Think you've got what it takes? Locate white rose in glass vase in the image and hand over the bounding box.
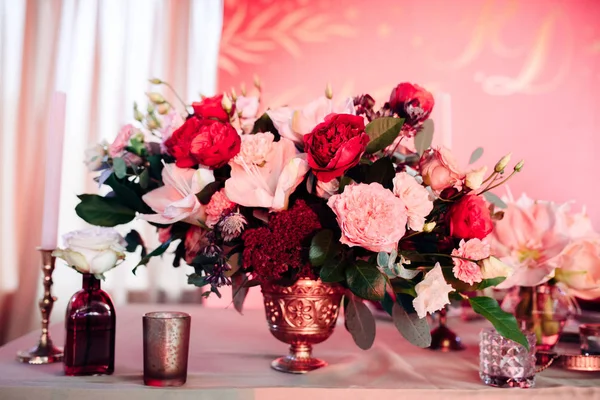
[53,227,126,279]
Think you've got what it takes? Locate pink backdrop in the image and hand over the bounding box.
[218,0,600,225]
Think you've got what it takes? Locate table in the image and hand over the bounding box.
[1,305,599,400]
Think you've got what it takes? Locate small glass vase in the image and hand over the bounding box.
[501,284,574,351]
[64,274,116,376]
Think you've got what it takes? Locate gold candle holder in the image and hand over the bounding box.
[16,249,64,364]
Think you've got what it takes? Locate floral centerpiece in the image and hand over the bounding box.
[491,193,600,349]
[75,78,528,363]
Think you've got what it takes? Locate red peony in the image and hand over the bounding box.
[389,83,434,126]
[303,113,369,182]
[448,194,493,240]
[192,94,233,121]
[242,200,321,283]
[164,118,241,168]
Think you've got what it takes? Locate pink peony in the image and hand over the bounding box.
[392,172,433,231]
[184,226,207,264]
[205,189,235,228]
[233,132,274,166]
[419,147,465,193]
[327,183,407,253]
[451,239,491,285]
[109,124,138,157]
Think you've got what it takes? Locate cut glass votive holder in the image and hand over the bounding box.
[580,323,600,356]
[143,312,191,387]
[479,327,537,388]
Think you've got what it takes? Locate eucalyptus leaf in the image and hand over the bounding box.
[469,296,529,349]
[225,253,241,277]
[483,191,507,209]
[139,169,150,189]
[392,302,431,348]
[113,157,127,179]
[469,147,484,164]
[309,229,334,267]
[394,263,420,280]
[344,294,376,350]
[346,260,386,301]
[364,117,404,154]
[377,252,389,268]
[231,273,249,314]
[414,119,434,155]
[75,194,136,227]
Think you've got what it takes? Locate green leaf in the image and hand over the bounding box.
[251,112,278,136]
[104,174,149,212]
[124,230,147,257]
[477,277,506,290]
[309,229,334,267]
[188,273,208,287]
[196,181,222,205]
[469,296,529,349]
[392,301,431,348]
[469,147,484,164]
[362,157,395,190]
[345,260,386,301]
[483,191,507,209]
[364,117,404,154]
[75,194,136,227]
[344,294,376,350]
[320,256,348,283]
[381,292,395,316]
[231,273,249,314]
[414,119,434,155]
[139,169,150,189]
[133,236,176,274]
[224,253,241,277]
[113,157,127,179]
[339,176,354,193]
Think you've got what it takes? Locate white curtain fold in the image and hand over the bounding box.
[0,0,224,345]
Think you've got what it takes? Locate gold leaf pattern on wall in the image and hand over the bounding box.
[219,2,357,75]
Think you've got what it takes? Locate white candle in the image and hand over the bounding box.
[40,92,66,250]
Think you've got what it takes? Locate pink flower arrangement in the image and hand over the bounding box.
[451,239,491,285]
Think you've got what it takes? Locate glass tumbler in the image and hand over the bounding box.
[479,328,537,388]
[580,323,600,356]
[143,312,191,387]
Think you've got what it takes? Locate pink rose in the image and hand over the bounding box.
[327,183,407,253]
[109,124,138,157]
[235,95,260,119]
[184,226,207,264]
[205,189,235,228]
[419,147,465,193]
[555,239,600,300]
[392,172,433,231]
[451,239,491,285]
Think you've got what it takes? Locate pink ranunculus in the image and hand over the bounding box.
[555,239,600,300]
[184,226,207,264]
[109,124,138,157]
[233,132,275,166]
[419,147,465,193]
[267,96,355,145]
[392,172,433,231]
[139,164,215,225]
[451,239,491,285]
[224,134,309,212]
[413,263,455,319]
[491,194,570,288]
[159,110,185,153]
[327,182,408,253]
[205,189,235,228]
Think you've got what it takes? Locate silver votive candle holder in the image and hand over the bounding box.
[580,323,600,356]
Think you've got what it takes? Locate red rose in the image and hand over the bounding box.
[389,83,434,126]
[165,118,240,168]
[192,94,233,121]
[303,113,369,182]
[448,194,493,240]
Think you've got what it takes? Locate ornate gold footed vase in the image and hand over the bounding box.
[261,278,345,374]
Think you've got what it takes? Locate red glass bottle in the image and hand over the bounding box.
[64,274,116,376]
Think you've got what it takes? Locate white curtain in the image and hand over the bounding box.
[0,0,224,344]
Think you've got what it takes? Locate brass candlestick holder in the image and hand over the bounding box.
[16,249,64,364]
[429,307,465,351]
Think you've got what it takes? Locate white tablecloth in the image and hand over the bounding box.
[0,305,599,400]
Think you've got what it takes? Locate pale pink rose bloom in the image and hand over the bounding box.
[157,227,171,243]
[556,203,596,240]
[159,110,185,153]
[327,182,407,253]
[139,164,215,225]
[419,147,465,193]
[109,124,138,157]
[236,95,260,119]
[267,96,355,145]
[224,136,309,211]
[315,178,339,200]
[491,194,569,289]
[413,263,455,319]
[392,172,433,231]
[184,226,207,264]
[233,132,274,166]
[205,189,235,228]
[451,239,491,285]
[465,166,488,190]
[555,239,600,300]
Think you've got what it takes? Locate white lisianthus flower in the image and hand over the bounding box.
[412,263,455,319]
[480,256,513,280]
[53,227,127,279]
[84,141,108,171]
[465,166,487,190]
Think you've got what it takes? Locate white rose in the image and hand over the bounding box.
[53,227,126,278]
[84,141,108,171]
[480,256,513,279]
[465,166,487,190]
[412,263,455,319]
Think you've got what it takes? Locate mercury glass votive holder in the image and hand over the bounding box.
[479,328,537,388]
[580,323,600,356]
[143,312,191,387]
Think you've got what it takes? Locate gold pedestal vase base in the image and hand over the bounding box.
[271,343,327,374]
[17,341,64,364]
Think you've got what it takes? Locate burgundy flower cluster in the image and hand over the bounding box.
[242,200,321,283]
